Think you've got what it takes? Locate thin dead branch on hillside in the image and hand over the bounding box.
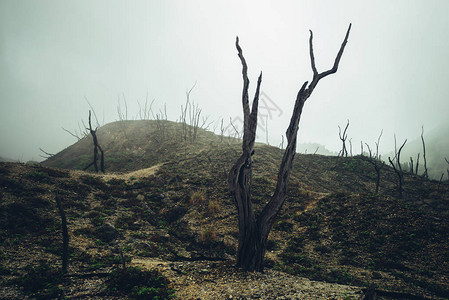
[388,139,407,198]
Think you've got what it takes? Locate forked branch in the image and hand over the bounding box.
[308,24,352,91]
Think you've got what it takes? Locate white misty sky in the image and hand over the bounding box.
[1,0,449,161]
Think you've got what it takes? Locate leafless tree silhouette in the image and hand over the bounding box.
[228,24,351,271]
[84,110,104,173]
[388,139,407,198]
[338,120,349,157]
[361,130,384,194]
[421,126,428,179]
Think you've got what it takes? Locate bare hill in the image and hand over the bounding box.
[42,120,221,172]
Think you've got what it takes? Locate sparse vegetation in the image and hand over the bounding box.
[1,117,448,298]
[189,189,206,205]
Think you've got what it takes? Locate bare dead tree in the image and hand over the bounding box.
[388,139,407,198]
[445,157,449,181]
[362,144,384,194]
[394,134,398,168]
[55,192,69,274]
[201,115,213,131]
[360,141,364,156]
[180,89,190,142]
[86,110,105,173]
[349,138,353,156]
[415,153,420,175]
[279,135,284,149]
[229,117,241,140]
[137,96,155,120]
[375,129,383,159]
[228,24,351,272]
[338,119,349,157]
[361,130,384,194]
[409,157,414,174]
[116,94,129,121]
[421,126,428,179]
[191,103,202,141]
[220,118,225,142]
[180,83,204,143]
[152,103,168,141]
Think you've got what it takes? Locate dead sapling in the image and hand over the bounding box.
[388,139,407,198]
[421,126,428,179]
[361,130,384,194]
[338,119,350,158]
[84,110,105,173]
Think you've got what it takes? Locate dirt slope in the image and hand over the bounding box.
[1,120,449,299]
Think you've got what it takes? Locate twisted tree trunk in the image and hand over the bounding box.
[229,24,351,272]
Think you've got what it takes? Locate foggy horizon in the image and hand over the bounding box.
[1,1,449,162]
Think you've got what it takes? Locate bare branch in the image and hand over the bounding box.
[309,30,318,76]
[308,23,352,91]
[236,36,251,132]
[229,117,241,139]
[39,148,55,159]
[62,127,81,140]
[85,96,100,127]
[375,129,383,159]
[365,143,372,157]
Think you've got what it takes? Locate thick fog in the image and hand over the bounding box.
[1,1,449,162]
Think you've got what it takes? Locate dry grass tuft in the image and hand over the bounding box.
[189,190,206,205]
